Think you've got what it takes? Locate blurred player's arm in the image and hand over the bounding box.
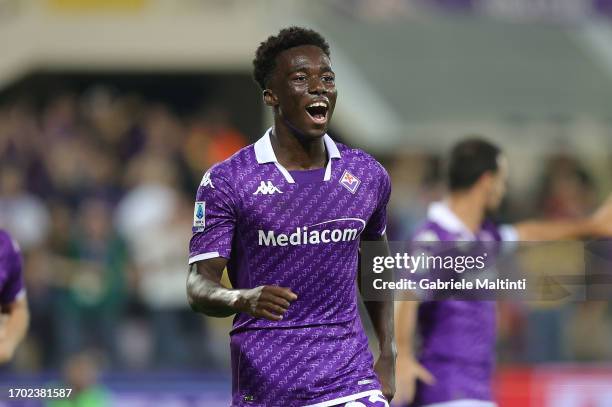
[514,194,612,240]
[394,300,434,404]
[0,296,29,364]
[187,258,297,321]
[359,233,396,401]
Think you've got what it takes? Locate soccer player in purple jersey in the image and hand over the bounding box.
[395,138,612,407]
[0,229,29,364]
[186,27,395,406]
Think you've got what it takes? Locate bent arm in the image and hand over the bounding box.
[514,194,612,241]
[514,219,595,241]
[186,258,298,321]
[186,257,240,318]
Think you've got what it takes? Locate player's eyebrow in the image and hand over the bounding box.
[288,64,333,75]
[287,65,311,74]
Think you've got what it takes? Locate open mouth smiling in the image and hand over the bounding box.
[305,101,329,124]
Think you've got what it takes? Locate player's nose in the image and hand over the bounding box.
[308,77,326,95]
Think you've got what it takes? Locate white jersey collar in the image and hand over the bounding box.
[253,127,341,183]
[427,200,475,240]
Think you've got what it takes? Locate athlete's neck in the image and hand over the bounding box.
[446,191,486,234]
[270,118,327,170]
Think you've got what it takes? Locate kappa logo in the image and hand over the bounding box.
[200,171,214,189]
[253,181,282,195]
[340,170,361,194]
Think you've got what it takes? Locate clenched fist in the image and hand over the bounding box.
[235,285,298,321]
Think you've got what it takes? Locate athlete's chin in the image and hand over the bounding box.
[303,127,328,138]
[298,122,330,138]
[484,206,499,218]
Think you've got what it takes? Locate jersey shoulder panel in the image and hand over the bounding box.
[200,144,261,203]
[0,230,10,246]
[336,143,390,199]
[481,219,504,242]
[337,143,387,173]
[0,230,18,257]
[204,144,256,186]
[411,220,445,242]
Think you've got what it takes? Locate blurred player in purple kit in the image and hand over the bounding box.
[395,138,612,407]
[0,229,29,364]
[187,27,395,406]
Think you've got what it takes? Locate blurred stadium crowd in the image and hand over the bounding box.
[0,85,247,372]
[0,83,611,378]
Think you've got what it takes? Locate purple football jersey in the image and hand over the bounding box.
[0,230,25,305]
[409,202,516,407]
[189,129,391,406]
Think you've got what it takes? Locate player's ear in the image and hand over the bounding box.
[479,171,495,191]
[263,89,278,107]
[474,172,489,190]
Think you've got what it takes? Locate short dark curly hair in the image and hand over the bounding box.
[252,26,331,90]
[448,138,501,191]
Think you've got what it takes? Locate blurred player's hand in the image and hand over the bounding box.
[590,194,612,237]
[0,340,17,364]
[374,351,396,402]
[0,319,16,364]
[394,354,435,405]
[0,315,7,341]
[236,285,297,321]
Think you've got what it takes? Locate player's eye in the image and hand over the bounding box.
[322,75,335,83]
[293,75,307,82]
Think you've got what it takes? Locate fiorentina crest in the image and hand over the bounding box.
[340,170,360,194]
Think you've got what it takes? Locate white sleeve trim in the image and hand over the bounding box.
[15,289,26,300]
[499,224,518,242]
[499,224,519,254]
[188,251,221,265]
[1,288,26,305]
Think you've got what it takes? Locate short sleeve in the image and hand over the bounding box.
[188,168,238,264]
[0,238,25,305]
[362,165,391,240]
[498,224,519,254]
[499,224,518,242]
